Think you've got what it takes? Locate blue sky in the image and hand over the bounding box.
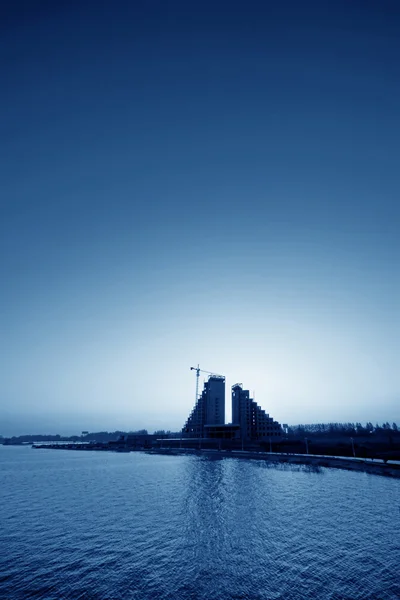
[1,0,399,435]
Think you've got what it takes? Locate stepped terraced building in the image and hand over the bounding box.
[232,383,282,442]
[183,376,282,442]
[183,375,226,439]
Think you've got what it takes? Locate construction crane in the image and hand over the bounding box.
[190,365,224,403]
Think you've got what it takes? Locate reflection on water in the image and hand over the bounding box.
[1,446,399,600]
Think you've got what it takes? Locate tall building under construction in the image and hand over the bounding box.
[232,383,281,441]
[182,374,282,442]
[183,375,225,438]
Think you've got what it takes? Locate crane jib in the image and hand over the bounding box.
[190,365,225,401]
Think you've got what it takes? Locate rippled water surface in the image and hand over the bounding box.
[1,446,399,600]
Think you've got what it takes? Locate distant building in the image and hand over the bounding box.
[183,375,225,438]
[182,375,281,442]
[231,383,282,441]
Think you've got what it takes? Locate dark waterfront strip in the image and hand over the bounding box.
[148,448,400,478]
[30,443,400,478]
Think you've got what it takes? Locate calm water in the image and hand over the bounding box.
[1,447,399,600]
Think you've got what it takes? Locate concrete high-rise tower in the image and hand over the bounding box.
[232,383,282,442]
[183,375,225,438]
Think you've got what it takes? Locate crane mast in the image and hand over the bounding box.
[190,364,200,404]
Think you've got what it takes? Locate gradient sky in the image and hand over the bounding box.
[1,0,399,436]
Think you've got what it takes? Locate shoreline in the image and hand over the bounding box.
[27,443,400,478]
[147,447,400,478]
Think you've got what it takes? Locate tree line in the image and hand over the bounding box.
[2,430,150,444]
[286,422,399,437]
[1,429,185,444]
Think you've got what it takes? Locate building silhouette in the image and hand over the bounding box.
[183,375,225,438]
[232,383,282,442]
[183,375,282,442]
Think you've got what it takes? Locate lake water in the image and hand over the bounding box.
[1,446,399,600]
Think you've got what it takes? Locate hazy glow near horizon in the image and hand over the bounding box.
[1,1,399,436]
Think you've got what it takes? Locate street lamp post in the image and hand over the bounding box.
[350,437,356,457]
